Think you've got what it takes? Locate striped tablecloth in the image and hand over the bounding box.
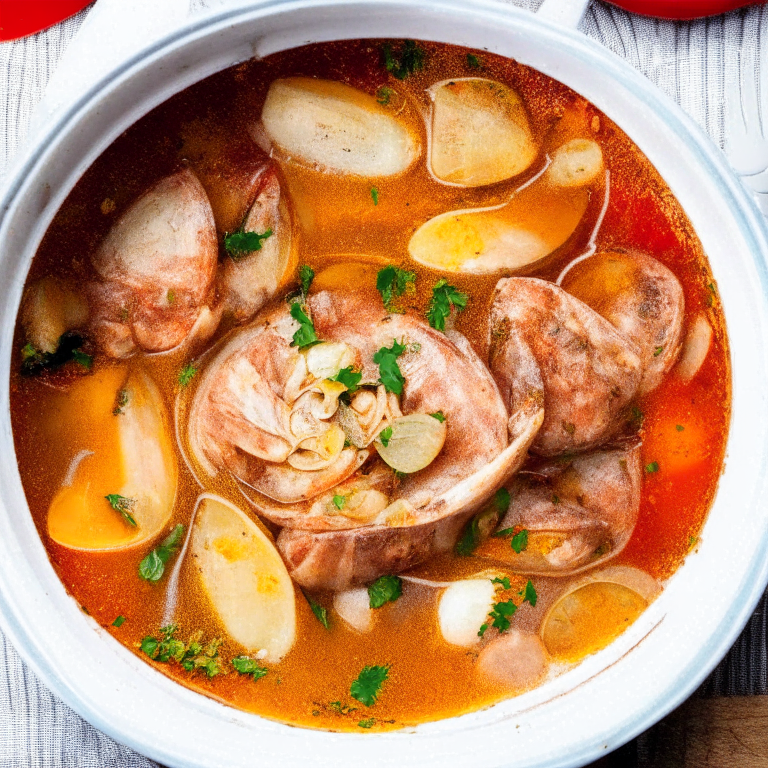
[0,1,765,765]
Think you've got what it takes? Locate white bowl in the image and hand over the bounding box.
[0,2,767,767]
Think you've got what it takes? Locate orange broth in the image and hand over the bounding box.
[9,40,730,731]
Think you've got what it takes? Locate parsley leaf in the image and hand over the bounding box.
[308,596,330,629]
[105,494,137,527]
[113,388,129,415]
[455,488,510,556]
[331,366,362,393]
[492,576,511,589]
[430,411,446,423]
[232,655,268,680]
[653,346,664,357]
[112,615,126,627]
[676,424,685,432]
[299,264,315,295]
[427,279,468,331]
[358,718,376,729]
[290,302,319,349]
[178,363,197,387]
[20,333,87,377]
[373,339,406,394]
[333,495,346,510]
[371,187,379,206]
[510,529,529,554]
[376,265,416,310]
[477,600,517,638]
[368,575,402,608]
[140,624,222,678]
[350,665,389,706]
[138,524,185,583]
[224,228,272,260]
[494,487,511,512]
[382,40,425,80]
[376,86,393,105]
[329,701,357,715]
[378,426,393,447]
[521,579,537,607]
[72,349,93,370]
[645,461,659,474]
[466,53,482,69]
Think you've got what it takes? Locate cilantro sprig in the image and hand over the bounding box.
[427,280,468,331]
[368,575,402,608]
[478,600,517,638]
[382,40,425,80]
[140,624,222,678]
[178,363,197,387]
[290,302,319,349]
[493,526,529,554]
[224,228,272,261]
[299,264,315,295]
[105,494,137,527]
[331,366,362,393]
[138,525,185,583]
[232,655,268,680]
[373,339,406,394]
[376,265,415,311]
[351,665,390,707]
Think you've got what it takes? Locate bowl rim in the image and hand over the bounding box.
[0,1,767,767]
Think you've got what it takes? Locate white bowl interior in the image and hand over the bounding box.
[0,2,767,767]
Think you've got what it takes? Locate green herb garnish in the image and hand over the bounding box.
[510,529,529,553]
[232,655,268,680]
[138,524,185,583]
[378,426,393,447]
[382,40,425,80]
[478,600,517,638]
[358,718,376,729]
[645,461,659,474]
[112,615,126,628]
[224,228,272,260]
[466,53,482,69]
[140,624,222,678]
[427,279,468,331]
[72,349,92,370]
[308,596,330,629]
[105,494,137,527]
[376,265,416,311]
[492,576,511,589]
[178,363,197,387]
[113,388,129,415]
[368,575,402,608]
[430,411,446,423]
[299,264,315,295]
[333,495,346,510]
[376,86,393,105]
[371,187,379,206]
[290,302,319,349]
[521,579,537,607]
[676,424,685,432]
[373,339,406,394]
[350,665,389,706]
[331,366,362,393]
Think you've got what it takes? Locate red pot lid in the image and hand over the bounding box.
[0,0,92,42]
[606,0,763,19]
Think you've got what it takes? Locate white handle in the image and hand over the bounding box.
[536,0,591,29]
[28,0,189,142]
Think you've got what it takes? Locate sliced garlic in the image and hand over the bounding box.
[261,78,419,177]
[374,413,447,473]
[438,579,496,647]
[191,495,296,662]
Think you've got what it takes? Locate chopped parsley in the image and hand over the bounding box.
[455,488,510,556]
[113,388,129,415]
[140,624,222,678]
[358,718,376,729]
[167,289,176,305]
[72,349,92,370]
[371,187,379,206]
[376,265,416,311]
[308,596,330,629]
[378,426,393,447]
[430,411,446,423]
[645,461,659,474]
[224,228,272,260]
[329,701,357,715]
[654,346,664,357]
[510,529,529,553]
[299,264,315,295]
[688,535,698,550]
[373,339,406,394]
[289,302,319,349]
[333,495,346,510]
[178,363,197,387]
[494,487,511,512]
[427,279,468,331]
[105,494,137,527]
[521,579,537,607]
[628,406,644,431]
[138,524,185,583]
[676,424,685,432]
[350,665,389,706]
[382,40,425,80]
[232,655,268,680]
[331,366,362,393]
[112,615,126,628]
[466,53,482,69]
[478,600,517,638]
[492,576,511,589]
[376,86,394,105]
[368,575,402,608]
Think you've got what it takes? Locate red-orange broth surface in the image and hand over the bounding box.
[10,40,730,731]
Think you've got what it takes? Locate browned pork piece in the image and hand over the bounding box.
[560,250,684,394]
[87,168,219,357]
[187,269,544,589]
[476,443,642,575]
[489,277,642,456]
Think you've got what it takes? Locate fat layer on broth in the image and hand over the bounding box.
[10,39,729,732]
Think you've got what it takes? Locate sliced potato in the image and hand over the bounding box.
[408,186,589,274]
[47,367,177,550]
[429,78,537,186]
[191,495,296,662]
[438,579,495,647]
[21,277,88,354]
[540,566,661,662]
[374,413,447,473]
[261,78,418,177]
[545,139,603,188]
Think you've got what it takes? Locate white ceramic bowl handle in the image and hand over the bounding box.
[536,0,591,28]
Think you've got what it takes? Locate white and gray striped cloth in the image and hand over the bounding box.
[0,1,765,765]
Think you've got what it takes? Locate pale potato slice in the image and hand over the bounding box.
[47,367,177,550]
[333,587,373,632]
[261,78,418,177]
[429,78,537,186]
[408,186,589,274]
[677,312,713,382]
[191,495,296,662]
[438,579,495,648]
[545,139,603,188]
[540,566,661,662]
